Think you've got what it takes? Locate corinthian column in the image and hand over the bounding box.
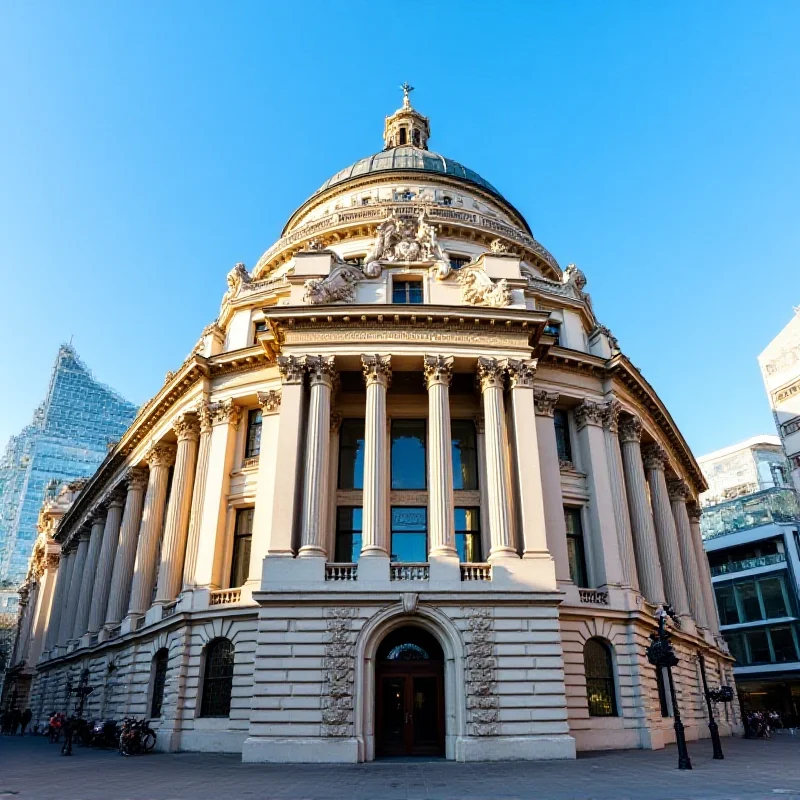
[424,355,457,558]
[44,550,71,651]
[643,443,690,617]
[61,531,89,645]
[299,356,336,558]
[360,355,391,558]
[602,400,639,591]
[73,510,106,640]
[182,401,212,588]
[127,443,176,618]
[689,506,720,634]
[155,414,201,603]
[477,358,517,560]
[619,417,665,604]
[668,480,709,628]
[87,491,125,635]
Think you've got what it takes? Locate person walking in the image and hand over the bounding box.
[20,708,32,736]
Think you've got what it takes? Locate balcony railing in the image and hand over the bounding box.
[579,589,609,605]
[461,563,492,581]
[710,552,787,577]
[161,601,179,619]
[209,588,241,606]
[325,563,358,581]
[390,563,429,581]
[701,488,800,540]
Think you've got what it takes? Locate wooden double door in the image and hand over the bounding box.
[376,663,444,757]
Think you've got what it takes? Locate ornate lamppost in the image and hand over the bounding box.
[62,669,94,757]
[697,651,734,760]
[647,604,692,770]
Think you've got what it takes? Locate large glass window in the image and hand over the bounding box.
[759,576,789,619]
[392,279,423,304]
[338,419,365,490]
[564,507,588,587]
[716,574,793,625]
[245,409,262,459]
[725,624,800,665]
[451,420,478,490]
[391,420,427,490]
[391,507,427,562]
[714,584,739,626]
[584,638,617,717]
[150,648,169,718]
[335,507,362,562]
[554,410,572,463]
[745,629,772,663]
[770,626,799,662]
[736,581,762,622]
[200,638,235,718]
[229,508,253,588]
[455,508,482,562]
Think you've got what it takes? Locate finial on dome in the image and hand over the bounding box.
[400,81,414,109]
[383,85,430,151]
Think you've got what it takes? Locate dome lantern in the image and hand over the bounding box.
[383,82,430,150]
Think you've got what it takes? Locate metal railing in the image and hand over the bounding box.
[390,563,429,581]
[208,588,241,606]
[460,563,492,581]
[710,552,786,576]
[325,563,358,581]
[701,488,800,540]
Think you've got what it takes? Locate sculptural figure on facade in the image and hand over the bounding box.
[364,210,449,278]
[303,263,362,305]
[220,262,252,312]
[457,265,511,308]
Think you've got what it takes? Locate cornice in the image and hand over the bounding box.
[207,345,272,378]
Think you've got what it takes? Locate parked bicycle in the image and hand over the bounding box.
[118,718,156,756]
[90,719,121,749]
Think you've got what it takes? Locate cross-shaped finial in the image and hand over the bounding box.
[400,81,414,107]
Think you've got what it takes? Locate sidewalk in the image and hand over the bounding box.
[0,733,798,800]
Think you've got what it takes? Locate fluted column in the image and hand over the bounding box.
[44,551,69,651]
[668,480,708,628]
[602,400,639,591]
[182,401,212,588]
[61,531,89,645]
[87,491,125,634]
[425,355,457,558]
[30,553,59,664]
[127,443,176,617]
[477,357,517,560]
[299,357,336,557]
[533,391,572,583]
[689,506,720,634]
[361,355,391,558]
[619,416,666,604]
[643,443,690,617]
[155,414,201,602]
[105,468,148,626]
[327,412,343,559]
[73,511,106,640]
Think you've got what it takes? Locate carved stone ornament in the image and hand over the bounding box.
[687,505,703,524]
[507,358,537,389]
[172,412,200,442]
[534,390,560,417]
[146,442,177,469]
[476,357,507,392]
[618,415,643,444]
[423,355,454,388]
[208,399,242,428]
[196,399,213,433]
[457,265,512,308]
[303,263,362,305]
[321,607,355,737]
[220,262,252,312]
[601,399,622,433]
[277,355,305,385]
[257,389,282,414]
[305,355,337,387]
[364,210,449,278]
[642,442,668,471]
[305,238,325,251]
[591,323,620,353]
[125,467,149,492]
[574,398,604,430]
[465,607,498,736]
[330,411,343,433]
[667,479,691,503]
[402,592,419,615]
[489,237,510,254]
[361,354,392,387]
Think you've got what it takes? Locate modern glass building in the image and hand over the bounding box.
[0,345,137,590]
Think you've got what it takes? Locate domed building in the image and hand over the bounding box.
[13,89,738,762]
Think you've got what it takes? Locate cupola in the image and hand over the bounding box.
[383,82,430,150]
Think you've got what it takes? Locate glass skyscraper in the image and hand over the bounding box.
[0,344,137,587]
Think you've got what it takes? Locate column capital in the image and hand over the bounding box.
[77,526,92,542]
[642,442,668,471]
[476,357,507,391]
[196,399,213,433]
[601,399,622,432]
[146,442,177,469]
[89,507,107,525]
[507,358,538,389]
[257,389,282,414]
[362,354,392,387]
[667,479,691,503]
[533,390,559,417]
[423,355,454,389]
[687,505,703,524]
[124,467,149,492]
[102,486,126,511]
[574,398,604,430]
[208,398,241,428]
[618,415,643,444]
[277,354,306,385]
[330,411,343,433]
[172,412,201,442]
[306,355,337,388]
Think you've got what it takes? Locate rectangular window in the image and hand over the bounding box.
[392,279,423,304]
[564,507,588,587]
[544,321,561,345]
[455,507,482,562]
[253,320,267,345]
[735,580,762,622]
[391,507,427,563]
[769,625,799,663]
[449,256,470,271]
[229,508,253,588]
[391,419,427,490]
[245,409,262,459]
[715,584,740,626]
[554,409,572,463]
[745,628,771,664]
[451,420,478,490]
[725,632,748,665]
[334,507,362,563]
[759,575,789,619]
[338,419,365,490]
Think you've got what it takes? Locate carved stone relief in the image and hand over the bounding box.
[321,607,356,737]
[465,607,498,736]
[364,210,449,278]
[457,266,511,308]
[303,263,362,305]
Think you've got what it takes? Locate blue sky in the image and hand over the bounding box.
[1,1,798,458]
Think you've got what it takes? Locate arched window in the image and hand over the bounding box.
[200,638,235,718]
[150,648,169,718]
[583,638,617,717]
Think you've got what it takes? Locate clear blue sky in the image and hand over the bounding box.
[1,1,798,458]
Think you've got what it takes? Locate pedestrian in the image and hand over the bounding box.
[9,709,21,736]
[20,708,32,736]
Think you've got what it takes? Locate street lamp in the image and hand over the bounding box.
[62,669,94,757]
[646,604,692,770]
[697,652,734,760]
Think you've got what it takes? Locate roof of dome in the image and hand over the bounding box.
[314,145,502,199]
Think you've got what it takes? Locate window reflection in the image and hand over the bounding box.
[451,420,478,490]
[338,419,365,490]
[391,507,427,562]
[391,420,427,490]
[335,507,362,562]
[455,507,481,561]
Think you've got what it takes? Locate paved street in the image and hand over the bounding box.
[0,734,799,800]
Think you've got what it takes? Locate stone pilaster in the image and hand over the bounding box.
[299,357,336,558]
[44,550,69,651]
[155,414,201,602]
[87,491,125,635]
[642,443,690,617]
[477,357,517,560]
[327,412,343,559]
[127,443,177,617]
[61,530,90,645]
[689,506,720,634]
[619,416,666,604]
[361,355,391,558]
[72,511,106,640]
[182,400,212,588]
[424,355,457,558]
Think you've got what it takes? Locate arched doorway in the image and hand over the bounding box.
[375,626,445,757]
